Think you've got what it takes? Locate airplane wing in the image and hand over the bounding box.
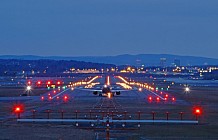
[75,88,102,92]
[111,89,132,92]
[76,87,135,92]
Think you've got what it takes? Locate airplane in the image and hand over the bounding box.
[77,76,131,98]
[92,84,122,97]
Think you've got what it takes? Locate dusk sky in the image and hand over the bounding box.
[0,0,218,58]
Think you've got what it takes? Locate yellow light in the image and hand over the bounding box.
[108,93,111,99]
[107,76,110,85]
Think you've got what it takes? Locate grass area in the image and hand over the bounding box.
[1,83,218,139]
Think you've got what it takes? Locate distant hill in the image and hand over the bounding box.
[0,54,218,66]
[0,59,116,76]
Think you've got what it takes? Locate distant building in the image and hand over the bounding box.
[174,59,181,67]
[160,58,167,67]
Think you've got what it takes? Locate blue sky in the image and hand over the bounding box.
[0,0,218,58]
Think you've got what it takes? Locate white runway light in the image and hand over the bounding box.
[26,86,31,91]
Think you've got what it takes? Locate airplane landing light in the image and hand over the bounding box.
[108,93,111,99]
[193,107,202,120]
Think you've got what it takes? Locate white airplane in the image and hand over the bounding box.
[77,76,132,98]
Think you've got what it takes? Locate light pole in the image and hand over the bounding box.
[26,86,31,96]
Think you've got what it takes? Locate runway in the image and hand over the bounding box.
[0,76,213,139]
[0,78,191,119]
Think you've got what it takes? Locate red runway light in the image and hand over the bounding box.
[49,96,52,100]
[165,94,168,98]
[27,81,31,85]
[193,107,202,120]
[41,96,44,100]
[57,81,61,85]
[13,104,24,113]
[156,97,160,101]
[172,97,176,101]
[15,107,20,112]
[193,107,202,115]
[148,96,152,101]
[47,81,51,85]
[63,95,69,101]
[195,108,201,115]
[37,81,42,85]
[164,97,167,101]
